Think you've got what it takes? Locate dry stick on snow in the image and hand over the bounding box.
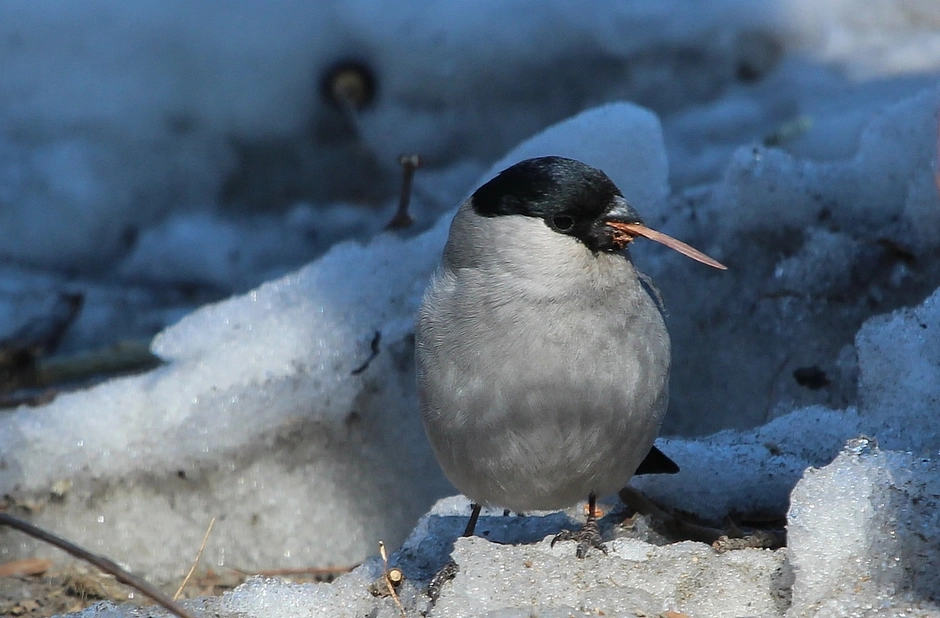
[0,513,199,618]
[173,517,216,601]
[379,541,406,617]
[386,154,422,230]
[618,486,726,545]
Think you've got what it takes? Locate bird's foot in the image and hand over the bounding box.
[551,517,608,558]
[427,559,459,603]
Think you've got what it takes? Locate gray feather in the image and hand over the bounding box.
[416,201,671,512]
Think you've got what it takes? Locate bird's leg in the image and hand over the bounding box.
[463,502,482,536]
[427,503,482,603]
[551,493,608,558]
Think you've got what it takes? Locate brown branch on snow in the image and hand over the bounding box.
[0,513,199,618]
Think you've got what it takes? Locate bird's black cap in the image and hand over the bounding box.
[470,156,643,253]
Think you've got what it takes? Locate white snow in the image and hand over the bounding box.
[0,222,452,581]
[0,2,939,617]
[788,441,940,617]
[856,288,940,454]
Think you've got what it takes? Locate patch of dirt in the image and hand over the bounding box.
[0,561,348,617]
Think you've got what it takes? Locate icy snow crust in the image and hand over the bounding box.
[0,2,937,617]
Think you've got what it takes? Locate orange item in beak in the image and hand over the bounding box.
[607,221,727,270]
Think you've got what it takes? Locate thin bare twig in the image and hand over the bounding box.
[386,154,422,230]
[379,541,406,617]
[174,517,216,601]
[0,513,198,618]
[618,486,726,545]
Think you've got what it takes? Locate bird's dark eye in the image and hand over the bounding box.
[552,215,574,232]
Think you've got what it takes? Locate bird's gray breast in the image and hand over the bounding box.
[416,212,670,511]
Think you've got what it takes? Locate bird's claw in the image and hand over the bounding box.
[551,518,608,558]
[427,559,459,603]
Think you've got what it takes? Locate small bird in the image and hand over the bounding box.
[416,156,725,562]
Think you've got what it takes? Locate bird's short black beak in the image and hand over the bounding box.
[602,196,645,227]
[599,196,645,251]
